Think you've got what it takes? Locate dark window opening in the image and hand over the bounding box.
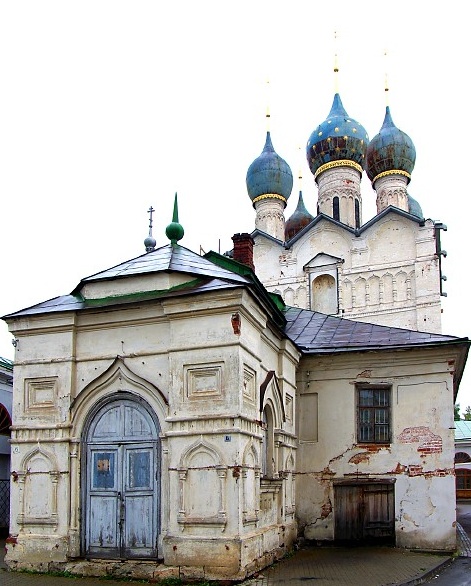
[333,197,340,221]
[355,199,360,228]
[357,387,391,443]
[456,469,471,490]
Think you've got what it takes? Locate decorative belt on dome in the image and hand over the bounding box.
[372,169,412,184]
[252,193,288,205]
[314,160,363,180]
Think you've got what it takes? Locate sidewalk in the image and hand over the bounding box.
[0,523,469,586]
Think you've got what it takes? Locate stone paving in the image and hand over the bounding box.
[0,514,469,586]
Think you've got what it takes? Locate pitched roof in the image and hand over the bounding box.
[73,243,249,291]
[284,307,467,353]
[455,420,471,440]
[3,244,252,319]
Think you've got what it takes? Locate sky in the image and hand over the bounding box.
[0,2,470,411]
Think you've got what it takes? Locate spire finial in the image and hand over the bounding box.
[298,146,303,191]
[165,192,184,245]
[384,49,389,106]
[265,79,271,132]
[333,31,339,94]
[144,205,156,252]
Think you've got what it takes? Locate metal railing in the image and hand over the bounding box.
[0,479,10,530]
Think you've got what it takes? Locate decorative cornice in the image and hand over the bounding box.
[252,193,287,205]
[373,169,411,184]
[314,160,362,180]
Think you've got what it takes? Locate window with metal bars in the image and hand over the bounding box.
[357,387,391,443]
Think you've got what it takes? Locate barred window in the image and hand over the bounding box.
[358,387,391,443]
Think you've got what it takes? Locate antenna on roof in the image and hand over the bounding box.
[144,205,157,252]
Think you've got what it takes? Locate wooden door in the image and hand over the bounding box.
[84,398,160,559]
[334,483,394,543]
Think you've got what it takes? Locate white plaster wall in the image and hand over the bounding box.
[295,347,458,551]
[5,285,298,577]
[253,212,442,333]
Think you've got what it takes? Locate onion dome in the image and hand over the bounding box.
[144,235,156,252]
[285,191,314,240]
[306,93,369,181]
[408,194,423,219]
[246,131,293,207]
[366,106,416,185]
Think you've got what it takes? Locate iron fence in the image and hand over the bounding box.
[0,479,10,530]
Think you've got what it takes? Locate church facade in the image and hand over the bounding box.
[2,93,469,581]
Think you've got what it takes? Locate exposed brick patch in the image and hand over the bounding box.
[398,426,442,453]
[321,501,332,518]
[408,465,423,477]
[349,452,370,465]
[393,462,407,474]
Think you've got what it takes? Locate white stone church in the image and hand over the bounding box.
[2,92,469,581]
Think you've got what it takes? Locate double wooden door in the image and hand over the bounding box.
[84,397,160,559]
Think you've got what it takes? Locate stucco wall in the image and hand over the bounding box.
[296,346,458,551]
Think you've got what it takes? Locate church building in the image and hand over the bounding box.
[2,91,469,582]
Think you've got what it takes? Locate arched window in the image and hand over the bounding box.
[455,452,471,464]
[355,199,360,228]
[333,197,340,221]
[0,404,11,436]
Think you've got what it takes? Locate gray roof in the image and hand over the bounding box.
[284,307,467,354]
[3,244,251,319]
[455,420,471,440]
[74,244,249,290]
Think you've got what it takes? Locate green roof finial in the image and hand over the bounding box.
[165,192,184,245]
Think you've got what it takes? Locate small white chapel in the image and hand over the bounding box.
[2,86,469,581]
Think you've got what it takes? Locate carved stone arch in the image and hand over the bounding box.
[341,277,353,310]
[241,439,260,524]
[284,287,295,306]
[260,371,285,427]
[179,437,224,469]
[353,276,367,307]
[20,444,59,472]
[312,273,337,314]
[284,451,295,471]
[71,357,168,437]
[394,269,409,301]
[177,438,227,529]
[381,272,394,304]
[367,274,381,306]
[242,437,260,469]
[17,446,59,528]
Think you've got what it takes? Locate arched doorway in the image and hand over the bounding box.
[82,393,161,559]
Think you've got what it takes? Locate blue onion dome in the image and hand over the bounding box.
[408,194,423,219]
[285,191,314,240]
[306,93,369,181]
[366,106,416,185]
[246,131,293,207]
